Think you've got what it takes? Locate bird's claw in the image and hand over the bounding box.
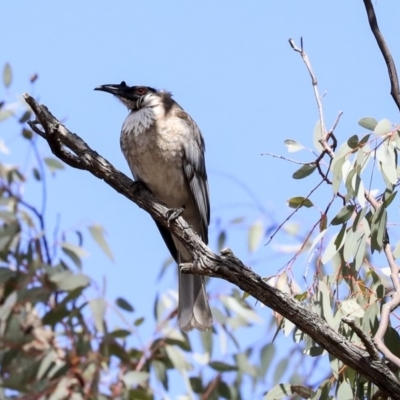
[166,207,184,226]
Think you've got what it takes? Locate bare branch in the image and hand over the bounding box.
[288,38,335,159]
[23,93,400,396]
[362,0,400,112]
[341,317,380,361]
[365,190,400,367]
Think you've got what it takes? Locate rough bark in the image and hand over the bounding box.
[24,94,400,397]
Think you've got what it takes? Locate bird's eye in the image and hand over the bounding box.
[136,87,147,96]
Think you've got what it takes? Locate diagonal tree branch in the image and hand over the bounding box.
[23,93,400,396]
[362,0,400,112]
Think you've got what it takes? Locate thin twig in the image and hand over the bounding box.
[288,38,333,158]
[365,190,400,367]
[265,179,325,245]
[342,317,380,361]
[362,0,400,112]
[261,152,310,165]
[329,111,344,134]
[24,93,400,395]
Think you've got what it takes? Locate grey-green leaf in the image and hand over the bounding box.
[358,117,378,131]
[292,163,317,179]
[116,297,134,312]
[347,135,359,149]
[88,224,114,261]
[44,157,65,173]
[122,371,149,387]
[284,139,304,153]
[3,63,12,88]
[248,220,263,252]
[89,298,106,333]
[287,196,313,209]
[209,361,238,372]
[331,205,355,226]
[374,118,392,136]
[50,271,90,291]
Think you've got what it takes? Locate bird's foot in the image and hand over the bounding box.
[166,207,184,226]
[132,180,148,194]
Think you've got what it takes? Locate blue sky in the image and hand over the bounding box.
[3,0,400,396]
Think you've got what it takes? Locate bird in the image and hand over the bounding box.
[95,82,213,332]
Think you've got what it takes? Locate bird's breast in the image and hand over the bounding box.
[120,113,190,208]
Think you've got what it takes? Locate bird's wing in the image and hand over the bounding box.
[177,109,210,244]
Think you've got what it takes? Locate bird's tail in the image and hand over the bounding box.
[178,261,213,332]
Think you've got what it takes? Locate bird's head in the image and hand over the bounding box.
[95,81,159,111]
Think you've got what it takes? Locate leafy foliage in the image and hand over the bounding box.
[0,63,299,400]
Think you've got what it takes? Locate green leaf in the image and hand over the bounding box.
[287,196,313,209]
[89,298,106,333]
[109,329,131,338]
[153,360,168,390]
[44,157,65,173]
[394,240,400,259]
[221,295,262,323]
[201,329,213,356]
[61,242,88,269]
[313,120,325,153]
[18,110,31,124]
[116,297,134,312]
[209,361,238,372]
[122,371,149,387]
[50,271,90,291]
[165,345,188,370]
[321,225,346,265]
[259,343,275,379]
[383,190,397,208]
[32,167,41,180]
[22,128,33,140]
[134,317,145,326]
[0,220,19,252]
[88,224,114,261]
[248,220,263,252]
[371,206,387,253]
[0,109,13,122]
[336,380,353,400]
[347,135,359,149]
[3,63,12,88]
[292,163,317,179]
[340,299,365,318]
[284,139,304,153]
[359,134,370,146]
[374,118,392,136]
[331,156,346,194]
[331,205,355,226]
[37,350,57,380]
[264,384,293,400]
[273,357,289,385]
[358,117,378,131]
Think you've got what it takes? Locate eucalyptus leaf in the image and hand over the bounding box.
[287,196,313,209]
[284,139,304,153]
[292,163,316,179]
[88,224,114,261]
[374,118,392,136]
[358,117,378,131]
[3,63,12,88]
[248,220,264,252]
[116,297,134,312]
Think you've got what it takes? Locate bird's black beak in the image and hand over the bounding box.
[94,83,128,97]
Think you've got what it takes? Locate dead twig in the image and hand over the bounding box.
[362,0,400,112]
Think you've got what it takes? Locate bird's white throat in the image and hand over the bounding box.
[121,95,164,137]
[122,107,155,137]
